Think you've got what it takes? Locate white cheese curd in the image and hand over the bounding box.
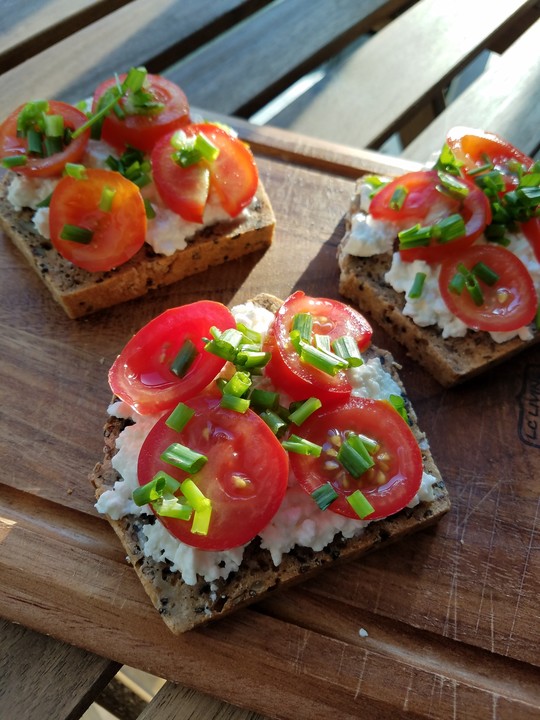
[342,211,397,257]
[7,175,58,211]
[33,207,51,239]
[96,306,440,585]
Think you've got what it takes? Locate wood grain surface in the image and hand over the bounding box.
[1,123,539,719]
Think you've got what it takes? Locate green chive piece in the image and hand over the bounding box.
[64,163,87,179]
[388,394,408,422]
[144,199,156,219]
[171,131,220,168]
[123,66,147,93]
[2,155,28,168]
[437,170,470,199]
[357,434,380,453]
[154,497,192,520]
[314,334,332,353]
[132,475,168,506]
[160,443,207,473]
[332,335,363,367]
[194,133,220,161]
[179,479,210,512]
[44,113,64,137]
[288,397,322,426]
[249,389,280,411]
[433,213,466,243]
[408,271,427,300]
[398,223,432,249]
[389,185,408,210]
[338,433,375,477]
[298,341,348,376]
[36,192,52,208]
[235,348,271,369]
[170,339,198,378]
[448,270,466,295]
[60,224,93,244]
[466,161,494,176]
[220,394,250,413]
[204,327,244,361]
[236,322,262,344]
[465,273,484,306]
[472,262,499,286]
[311,482,339,511]
[191,503,212,535]
[165,402,195,432]
[16,100,49,136]
[221,371,252,398]
[346,489,375,519]
[292,312,313,342]
[434,143,462,175]
[282,435,322,457]
[44,135,63,157]
[259,409,288,436]
[99,185,116,212]
[27,129,43,155]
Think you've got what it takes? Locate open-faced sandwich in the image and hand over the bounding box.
[91,291,450,633]
[338,127,540,386]
[0,67,274,318]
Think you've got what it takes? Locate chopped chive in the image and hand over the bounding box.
[26,129,43,155]
[388,394,408,422]
[220,394,250,413]
[466,161,494,176]
[311,482,339,511]
[298,340,348,376]
[436,170,470,199]
[357,434,380,453]
[398,223,432,248]
[132,475,168,506]
[36,192,52,208]
[191,503,212,535]
[346,489,375,519]
[64,163,87,179]
[144,199,156,219]
[389,185,408,210]
[204,327,244,361]
[314,334,332,353]
[165,402,195,432]
[2,154,28,168]
[259,409,288,436]
[337,436,373,477]
[99,185,116,212]
[332,335,363,367]
[433,213,466,243]
[236,348,271,369]
[282,435,322,457]
[288,397,322,426]
[16,100,49,136]
[170,339,197,378]
[60,224,93,244]
[123,66,147,93]
[472,261,499,286]
[194,132,219,161]
[465,274,484,306]
[180,479,211,513]
[160,443,207,473]
[249,388,280,411]
[292,312,313,342]
[448,270,466,295]
[408,271,427,299]
[44,135,63,157]
[44,113,64,137]
[154,497,192,520]
[221,371,252,398]
[236,322,262,344]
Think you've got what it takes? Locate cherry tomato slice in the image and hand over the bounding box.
[446,126,534,183]
[138,394,289,551]
[49,168,146,272]
[92,73,190,153]
[0,101,90,178]
[522,217,540,263]
[289,397,423,520]
[151,123,258,223]
[370,170,491,263]
[263,292,372,406]
[438,244,537,332]
[109,301,236,415]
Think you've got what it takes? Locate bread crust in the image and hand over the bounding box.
[0,174,275,318]
[338,181,540,387]
[89,293,450,634]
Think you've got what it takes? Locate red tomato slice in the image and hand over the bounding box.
[49,168,146,272]
[264,292,372,406]
[138,394,289,551]
[0,101,90,178]
[109,301,236,414]
[92,74,190,153]
[151,123,258,223]
[522,218,540,263]
[289,397,423,520]
[439,244,537,332]
[446,126,534,183]
[370,170,491,263]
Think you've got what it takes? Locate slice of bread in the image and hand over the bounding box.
[0,173,275,319]
[338,182,540,387]
[89,293,450,634]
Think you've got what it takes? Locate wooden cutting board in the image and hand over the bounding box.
[1,131,539,719]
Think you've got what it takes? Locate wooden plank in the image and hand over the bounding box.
[266,0,538,149]
[0,0,265,121]
[401,17,540,162]
[0,618,120,720]
[0,0,133,73]
[164,0,412,115]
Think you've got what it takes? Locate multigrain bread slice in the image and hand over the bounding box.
[338,181,540,387]
[90,293,450,634]
[0,173,274,319]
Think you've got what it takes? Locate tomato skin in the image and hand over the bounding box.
[438,244,537,332]
[370,170,491,263]
[109,301,236,415]
[522,218,540,263]
[0,101,90,177]
[49,168,146,271]
[264,291,372,406]
[92,74,190,153]
[138,394,289,551]
[289,397,423,520]
[446,126,534,182]
[151,123,259,223]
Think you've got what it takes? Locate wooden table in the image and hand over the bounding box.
[1,2,540,719]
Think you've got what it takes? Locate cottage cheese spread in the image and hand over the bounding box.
[95,302,440,585]
[342,179,540,343]
[6,139,247,256]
